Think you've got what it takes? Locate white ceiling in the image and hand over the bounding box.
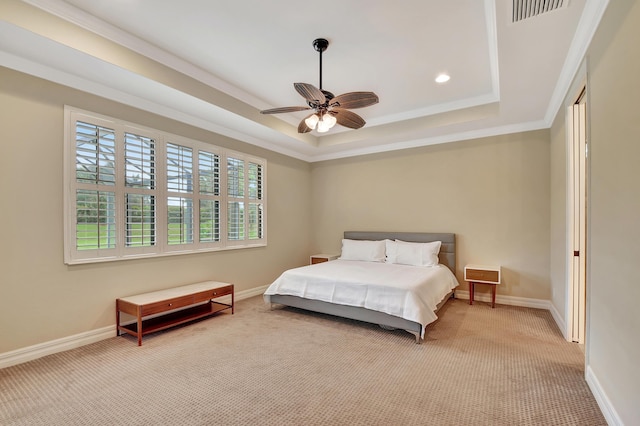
[1,0,608,161]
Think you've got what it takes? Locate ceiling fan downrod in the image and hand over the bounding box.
[313,38,329,92]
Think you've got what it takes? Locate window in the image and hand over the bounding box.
[64,107,266,264]
[226,156,265,244]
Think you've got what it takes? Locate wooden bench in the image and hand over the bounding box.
[116,281,234,346]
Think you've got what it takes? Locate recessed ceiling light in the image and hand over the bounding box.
[435,73,450,83]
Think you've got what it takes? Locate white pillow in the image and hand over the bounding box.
[387,240,441,267]
[339,239,386,262]
[385,239,398,263]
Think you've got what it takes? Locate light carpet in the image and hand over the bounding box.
[0,296,606,425]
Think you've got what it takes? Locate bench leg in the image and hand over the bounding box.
[137,307,143,346]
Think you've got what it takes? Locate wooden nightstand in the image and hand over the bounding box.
[464,264,501,308]
[310,254,339,265]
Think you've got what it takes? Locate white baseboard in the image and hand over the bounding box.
[0,325,115,369]
[0,286,268,369]
[586,365,623,426]
[0,287,570,369]
[548,302,568,339]
[454,290,551,310]
[239,284,269,299]
[454,291,574,346]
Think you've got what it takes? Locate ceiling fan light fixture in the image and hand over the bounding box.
[316,123,330,133]
[305,114,320,130]
[323,112,336,127]
[316,113,336,133]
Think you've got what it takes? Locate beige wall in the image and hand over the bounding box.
[0,63,554,355]
[310,131,551,301]
[584,0,640,423]
[0,67,312,353]
[549,109,568,328]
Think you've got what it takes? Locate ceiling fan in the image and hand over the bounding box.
[260,38,379,134]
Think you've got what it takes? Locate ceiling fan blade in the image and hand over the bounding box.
[331,108,366,129]
[298,115,314,133]
[260,106,311,114]
[330,92,379,109]
[294,83,326,105]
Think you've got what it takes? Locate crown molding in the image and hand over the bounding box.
[544,0,610,125]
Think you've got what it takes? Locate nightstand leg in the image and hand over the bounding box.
[491,285,496,308]
[469,282,474,305]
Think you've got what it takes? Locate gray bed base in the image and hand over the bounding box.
[268,231,456,343]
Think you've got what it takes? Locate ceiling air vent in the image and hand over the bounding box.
[512,0,565,23]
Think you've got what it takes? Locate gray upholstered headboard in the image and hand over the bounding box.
[343,231,456,273]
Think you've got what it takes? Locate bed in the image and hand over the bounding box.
[264,231,458,343]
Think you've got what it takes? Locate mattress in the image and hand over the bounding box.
[264,259,459,333]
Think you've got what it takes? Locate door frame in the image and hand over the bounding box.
[566,85,587,344]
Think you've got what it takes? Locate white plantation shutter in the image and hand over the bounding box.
[199,199,220,242]
[199,150,220,242]
[167,143,193,193]
[198,151,219,195]
[125,193,155,247]
[75,189,116,250]
[124,133,155,189]
[227,156,244,241]
[72,120,117,256]
[75,121,116,186]
[167,196,193,245]
[226,153,266,244]
[248,162,264,240]
[166,143,194,247]
[124,132,156,248]
[64,107,266,264]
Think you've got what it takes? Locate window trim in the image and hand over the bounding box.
[64,106,267,265]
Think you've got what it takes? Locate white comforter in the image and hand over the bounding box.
[264,260,459,335]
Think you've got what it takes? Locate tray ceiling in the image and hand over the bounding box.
[0,0,608,161]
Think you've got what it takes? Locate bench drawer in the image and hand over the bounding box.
[141,294,194,316]
[192,285,234,303]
